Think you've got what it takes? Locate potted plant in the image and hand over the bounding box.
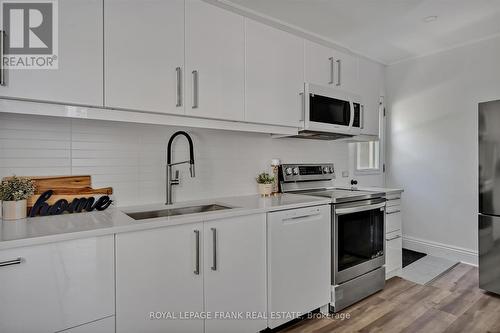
[0,176,36,220]
[256,172,275,197]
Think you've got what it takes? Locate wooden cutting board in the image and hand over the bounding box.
[3,175,113,208]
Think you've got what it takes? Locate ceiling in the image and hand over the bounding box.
[224,0,500,64]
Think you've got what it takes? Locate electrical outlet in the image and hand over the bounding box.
[342,171,349,178]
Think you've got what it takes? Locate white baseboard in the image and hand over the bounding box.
[403,236,478,266]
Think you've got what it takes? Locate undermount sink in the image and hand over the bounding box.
[125,204,232,221]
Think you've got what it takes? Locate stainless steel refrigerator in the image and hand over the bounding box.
[479,100,500,294]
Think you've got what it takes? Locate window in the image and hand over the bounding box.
[356,141,380,171]
[354,97,384,174]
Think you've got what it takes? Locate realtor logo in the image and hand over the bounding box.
[1,0,58,69]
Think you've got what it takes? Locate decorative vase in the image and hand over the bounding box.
[258,183,273,197]
[2,200,27,220]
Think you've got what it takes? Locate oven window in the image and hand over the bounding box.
[310,94,351,126]
[337,208,384,272]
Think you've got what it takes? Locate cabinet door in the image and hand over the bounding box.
[358,57,383,136]
[386,230,403,275]
[386,206,402,234]
[204,214,267,333]
[0,236,114,333]
[105,0,184,114]
[304,40,335,86]
[0,0,103,106]
[116,223,204,333]
[245,19,304,127]
[185,0,245,120]
[332,50,358,93]
[58,316,115,333]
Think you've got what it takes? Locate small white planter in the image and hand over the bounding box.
[258,183,273,197]
[2,200,27,220]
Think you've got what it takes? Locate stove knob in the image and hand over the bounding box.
[329,167,334,173]
[293,167,300,175]
[323,166,329,173]
[285,167,293,175]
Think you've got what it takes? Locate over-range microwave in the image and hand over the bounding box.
[299,83,364,139]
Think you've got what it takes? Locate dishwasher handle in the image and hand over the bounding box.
[281,207,322,224]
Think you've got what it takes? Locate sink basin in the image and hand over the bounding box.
[125,204,232,221]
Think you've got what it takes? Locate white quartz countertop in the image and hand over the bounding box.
[336,185,404,195]
[0,193,330,250]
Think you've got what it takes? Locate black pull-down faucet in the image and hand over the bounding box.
[166,131,196,205]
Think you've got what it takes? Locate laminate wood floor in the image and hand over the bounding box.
[276,264,500,333]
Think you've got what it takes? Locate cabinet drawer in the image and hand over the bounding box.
[386,208,402,233]
[386,198,401,207]
[0,236,114,333]
[385,230,402,274]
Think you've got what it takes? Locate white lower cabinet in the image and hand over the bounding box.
[57,316,115,333]
[204,214,267,333]
[116,214,267,333]
[385,194,403,279]
[267,205,331,329]
[0,236,114,333]
[116,222,204,333]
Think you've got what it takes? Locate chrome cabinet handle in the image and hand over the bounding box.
[194,230,200,275]
[0,30,5,86]
[386,234,401,241]
[0,257,22,267]
[192,70,199,109]
[328,57,334,84]
[386,210,401,215]
[211,227,217,271]
[176,67,182,107]
[336,59,341,86]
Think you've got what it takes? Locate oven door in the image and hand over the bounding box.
[303,83,354,135]
[333,198,386,284]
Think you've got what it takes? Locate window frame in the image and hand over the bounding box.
[354,97,385,176]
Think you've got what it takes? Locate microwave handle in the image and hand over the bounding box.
[349,101,355,128]
[361,104,365,129]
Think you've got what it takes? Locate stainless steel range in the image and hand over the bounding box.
[279,163,386,312]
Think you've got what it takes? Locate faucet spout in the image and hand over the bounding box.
[166,131,196,205]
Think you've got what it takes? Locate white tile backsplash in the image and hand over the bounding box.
[0,113,359,206]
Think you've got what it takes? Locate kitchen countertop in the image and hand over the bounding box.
[0,193,330,250]
[336,186,404,196]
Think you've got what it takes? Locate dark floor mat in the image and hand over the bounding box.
[403,248,427,268]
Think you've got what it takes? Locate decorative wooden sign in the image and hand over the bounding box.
[1,175,114,217]
[29,190,113,217]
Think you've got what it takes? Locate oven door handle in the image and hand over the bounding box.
[335,202,385,215]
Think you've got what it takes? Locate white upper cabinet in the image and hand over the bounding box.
[105,0,185,114]
[332,49,359,93]
[358,57,383,136]
[304,40,335,87]
[245,19,304,127]
[305,40,358,93]
[0,0,103,106]
[185,0,245,120]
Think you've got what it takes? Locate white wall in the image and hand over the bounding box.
[385,35,500,263]
[0,113,383,206]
